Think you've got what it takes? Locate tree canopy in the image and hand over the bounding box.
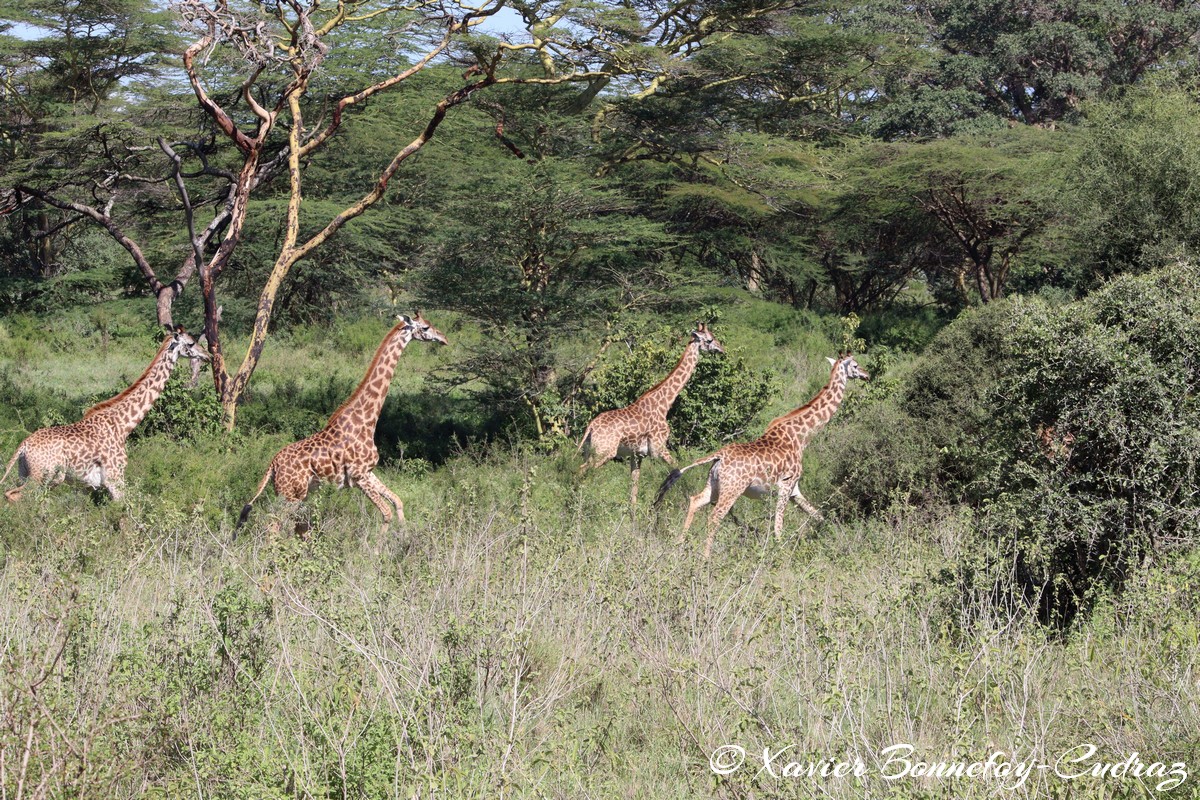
[3,0,1199,431]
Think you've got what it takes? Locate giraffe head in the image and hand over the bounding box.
[398,311,449,345]
[692,322,724,354]
[825,354,870,381]
[165,324,211,363]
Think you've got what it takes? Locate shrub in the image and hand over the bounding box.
[137,371,225,442]
[580,327,777,450]
[986,264,1200,623]
[826,300,1026,514]
[828,264,1200,624]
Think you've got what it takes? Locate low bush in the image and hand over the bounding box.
[826,263,1200,624]
[580,326,777,450]
[137,371,225,443]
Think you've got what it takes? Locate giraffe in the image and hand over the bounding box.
[236,312,447,538]
[577,323,724,506]
[655,355,869,558]
[1,325,211,502]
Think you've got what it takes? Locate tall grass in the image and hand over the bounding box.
[1,302,1197,798]
[2,451,1198,798]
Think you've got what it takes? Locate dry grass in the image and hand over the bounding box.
[1,304,1197,798]
[2,454,1197,799]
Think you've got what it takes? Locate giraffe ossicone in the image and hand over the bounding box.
[577,322,724,508]
[655,354,870,558]
[235,312,448,539]
[1,326,210,503]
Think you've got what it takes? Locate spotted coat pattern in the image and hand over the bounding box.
[657,356,869,558]
[237,313,447,536]
[1,329,209,502]
[576,323,724,507]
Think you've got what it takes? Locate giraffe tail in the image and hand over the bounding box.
[235,466,274,538]
[654,453,720,507]
[576,424,593,455]
[1,446,23,491]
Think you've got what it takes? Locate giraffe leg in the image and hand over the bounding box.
[704,489,743,560]
[46,465,68,488]
[649,426,673,466]
[267,466,311,541]
[790,484,825,523]
[629,456,641,508]
[4,451,28,502]
[105,461,126,502]
[355,472,398,534]
[292,476,321,537]
[361,471,405,525]
[774,481,793,541]
[108,449,128,499]
[269,501,302,542]
[578,430,619,476]
[680,473,714,538]
[579,448,616,476]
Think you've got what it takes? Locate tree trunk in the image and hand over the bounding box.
[35,211,57,277]
[744,249,763,293]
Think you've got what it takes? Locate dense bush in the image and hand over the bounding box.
[823,300,1024,512]
[827,264,1200,623]
[1066,88,1200,285]
[990,265,1200,623]
[137,371,225,443]
[581,327,777,450]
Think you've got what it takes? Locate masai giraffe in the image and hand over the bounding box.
[577,323,724,506]
[655,354,869,558]
[1,325,210,502]
[236,312,447,537]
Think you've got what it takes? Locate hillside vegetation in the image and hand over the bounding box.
[1,284,1198,798]
[4,0,1200,793]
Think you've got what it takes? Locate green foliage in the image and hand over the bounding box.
[825,127,1071,308]
[985,264,1200,623]
[827,263,1200,624]
[582,327,776,450]
[236,374,352,442]
[866,0,1200,136]
[1064,87,1200,283]
[137,370,225,443]
[416,156,673,437]
[0,368,76,434]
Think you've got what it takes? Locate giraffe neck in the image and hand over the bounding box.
[636,340,701,415]
[325,322,413,436]
[773,365,848,443]
[85,338,181,435]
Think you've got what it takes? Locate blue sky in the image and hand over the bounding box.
[6,4,529,41]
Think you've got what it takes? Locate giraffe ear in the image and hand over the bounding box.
[163,323,174,335]
[826,356,837,366]
[398,314,413,326]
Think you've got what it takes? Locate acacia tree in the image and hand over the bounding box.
[12,0,807,427]
[829,127,1069,306]
[0,0,180,279]
[417,154,671,437]
[867,0,1200,137]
